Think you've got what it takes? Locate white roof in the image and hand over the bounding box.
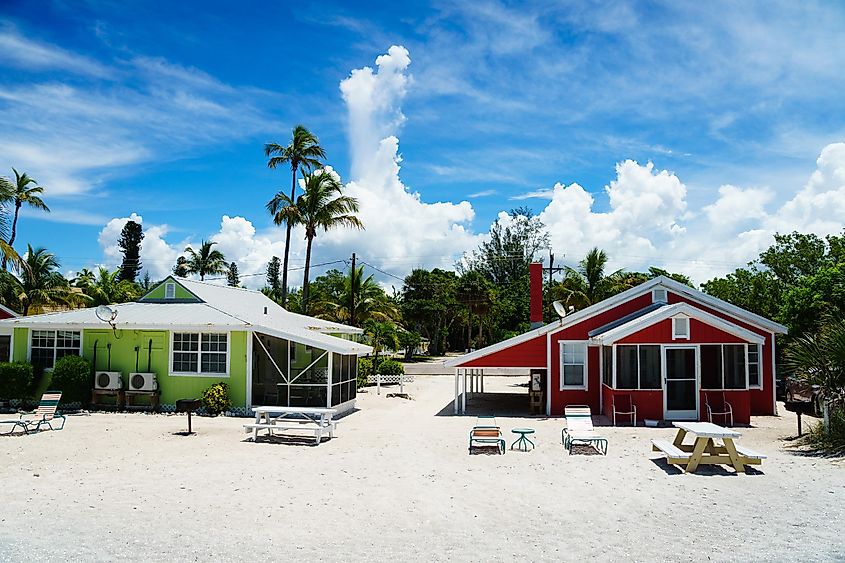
[0,278,372,355]
[445,275,784,367]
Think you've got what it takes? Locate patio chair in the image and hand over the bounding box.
[469,416,505,454]
[0,391,66,435]
[705,392,733,427]
[561,405,607,455]
[612,393,637,426]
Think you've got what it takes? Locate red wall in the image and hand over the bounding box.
[701,390,751,425]
[553,345,601,415]
[601,385,663,422]
[460,334,547,368]
[618,318,748,344]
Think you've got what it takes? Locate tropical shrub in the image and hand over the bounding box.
[50,355,91,404]
[357,357,373,389]
[0,362,34,401]
[377,359,404,376]
[202,382,231,415]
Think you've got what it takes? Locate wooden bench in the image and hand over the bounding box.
[244,419,336,444]
[245,406,337,445]
[652,439,692,463]
[734,444,767,462]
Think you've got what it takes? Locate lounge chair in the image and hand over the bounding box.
[705,392,733,427]
[561,405,607,455]
[612,393,637,426]
[469,416,505,454]
[0,391,66,435]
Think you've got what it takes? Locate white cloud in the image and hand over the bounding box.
[97,213,182,280]
[0,25,111,77]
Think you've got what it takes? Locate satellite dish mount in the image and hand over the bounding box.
[95,305,118,330]
[552,300,575,325]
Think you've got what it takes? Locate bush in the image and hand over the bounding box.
[0,362,35,401]
[202,382,231,416]
[357,357,373,389]
[50,355,91,404]
[377,359,404,376]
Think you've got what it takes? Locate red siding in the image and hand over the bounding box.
[701,390,751,425]
[551,345,601,415]
[618,318,749,344]
[459,334,547,368]
[602,385,663,422]
[556,294,654,340]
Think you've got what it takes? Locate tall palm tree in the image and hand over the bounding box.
[14,245,80,315]
[183,240,227,281]
[267,170,363,314]
[552,247,627,310]
[264,125,326,308]
[309,265,398,326]
[74,266,140,306]
[0,169,49,271]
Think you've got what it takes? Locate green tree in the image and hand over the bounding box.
[0,168,49,271]
[264,125,327,308]
[227,262,240,287]
[364,319,400,365]
[401,268,460,355]
[457,270,494,349]
[183,240,227,281]
[75,266,140,305]
[117,220,144,283]
[398,330,422,360]
[13,245,81,315]
[267,170,363,314]
[172,256,189,278]
[266,256,282,298]
[308,266,398,327]
[551,247,627,310]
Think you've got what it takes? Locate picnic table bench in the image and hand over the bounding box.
[652,422,767,473]
[244,406,337,445]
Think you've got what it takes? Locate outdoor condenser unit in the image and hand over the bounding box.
[94,371,122,390]
[128,372,157,392]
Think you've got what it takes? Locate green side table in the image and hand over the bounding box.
[511,428,535,451]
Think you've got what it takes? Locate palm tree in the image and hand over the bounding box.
[75,266,140,306]
[309,265,398,326]
[264,125,326,308]
[14,245,81,315]
[267,170,363,314]
[552,247,627,309]
[364,319,400,365]
[183,240,227,281]
[0,169,49,271]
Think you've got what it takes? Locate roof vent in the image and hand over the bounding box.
[263,306,267,314]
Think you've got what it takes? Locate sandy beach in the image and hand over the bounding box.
[2,375,843,562]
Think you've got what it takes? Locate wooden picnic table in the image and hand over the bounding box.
[652,421,766,473]
[244,406,337,445]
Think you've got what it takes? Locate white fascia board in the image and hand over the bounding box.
[252,326,373,355]
[592,302,765,345]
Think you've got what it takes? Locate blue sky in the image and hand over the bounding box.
[1,1,845,285]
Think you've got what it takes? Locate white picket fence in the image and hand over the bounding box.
[367,373,415,394]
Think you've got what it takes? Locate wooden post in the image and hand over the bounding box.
[454,369,460,414]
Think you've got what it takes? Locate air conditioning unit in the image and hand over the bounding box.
[94,371,122,390]
[128,372,158,392]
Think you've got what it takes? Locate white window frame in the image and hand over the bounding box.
[672,316,690,340]
[614,344,662,390]
[652,288,668,304]
[559,340,588,390]
[28,329,82,370]
[170,331,230,377]
[700,343,748,390]
[165,282,176,299]
[747,343,762,389]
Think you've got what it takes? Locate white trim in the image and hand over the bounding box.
[662,344,699,420]
[245,329,254,409]
[613,344,663,390]
[559,340,588,390]
[747,342,762,389]
[0,303,19,318]
[169,330,231,377]
[672,316,690,340]
[771,333,778,415]
[27,329,84,369]
[592,302,765,346]
[699,343,749,390]
[652,288,668,304]
[164,282,176,300]
[545,331,552,416]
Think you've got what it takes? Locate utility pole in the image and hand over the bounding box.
[545,250,564,285]
[350,252,356,327]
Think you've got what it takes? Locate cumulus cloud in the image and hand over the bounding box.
[97,213,183,279]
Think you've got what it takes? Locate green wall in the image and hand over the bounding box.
[140,278,200,301]
[12,327,248,408]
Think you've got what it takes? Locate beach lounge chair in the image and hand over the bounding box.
[612,393,637,426]
[561,405,607,455]
[0,392,66,435]
[705,392,733,427]
[469,416,505,454]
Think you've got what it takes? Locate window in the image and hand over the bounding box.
[30,330,81,369]
[652,288,668,303]
[615,345,661,389]
[0,335,10,362]
[701,344,747,390]
[560,342,587,389]
[748,344,761,388]
[165,283,176,299]
[172,332,228,375]
[602,346,613,386]
[330,353,359,406]
[672,316,690,340]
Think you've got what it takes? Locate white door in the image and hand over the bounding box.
[663,346,698,420]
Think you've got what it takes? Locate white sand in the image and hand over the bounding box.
[1,375,843,562]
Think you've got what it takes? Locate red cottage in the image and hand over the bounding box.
[445,266,787,425]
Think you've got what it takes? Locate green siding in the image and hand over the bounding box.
[12,327,249,409]
[139,277,201,302]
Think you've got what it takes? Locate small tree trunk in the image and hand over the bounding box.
[823,401,830,433]
[1,202,20,271]
[280,165,297,308]
[301,235,313,314]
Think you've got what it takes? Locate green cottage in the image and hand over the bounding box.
[0,277,372,414]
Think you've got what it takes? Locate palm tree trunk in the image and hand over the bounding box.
[1,202,19,271]
[280,165,297,308]
[301,235,314,315]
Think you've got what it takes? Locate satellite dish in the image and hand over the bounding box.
[95,305,117,324]
[552,300,568,318]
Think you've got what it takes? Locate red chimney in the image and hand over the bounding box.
[529,262,543,328]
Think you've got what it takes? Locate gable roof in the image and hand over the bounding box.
[590,302,766,345]
[445,275,785,368]
[0,277,371,355]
